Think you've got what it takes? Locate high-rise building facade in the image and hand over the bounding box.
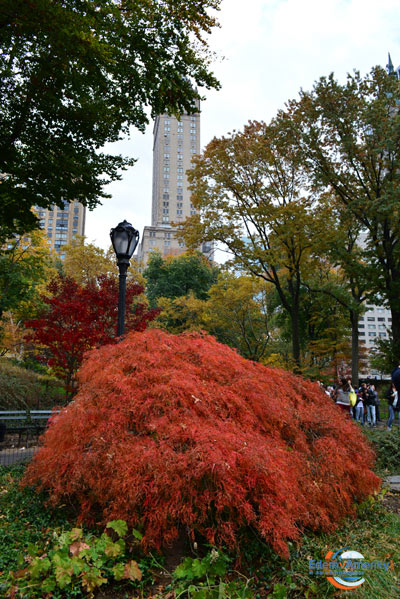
[35,201,86,259]
[137,101,212,264]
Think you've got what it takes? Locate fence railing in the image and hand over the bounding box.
[0,410,60,467]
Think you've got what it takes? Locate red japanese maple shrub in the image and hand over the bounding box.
[23,329,380,558]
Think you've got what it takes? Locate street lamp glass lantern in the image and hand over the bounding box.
[110,220,139,260]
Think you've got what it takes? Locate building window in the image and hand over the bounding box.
[190,210,196,215]
[164,167,169,172]
[358,324,365,328]
[177,175,183,180]
[74,207,79,214]
[177,209,183,215]
[378,324,386,330]
[379,332,386,337]
[163,193,169,199]
[368,332,376,337]
[177,195,183,201]
[163,209,169,214]
[359,331,365,336]
[367,317,375,321]
[177,168,183,173]
[377,317,385,322]
[162,216,169,222]
[149,231,156,238]
[177,202,183,208]
[368,325,376,329]
[179,242,185,248]
[163,201,169,207]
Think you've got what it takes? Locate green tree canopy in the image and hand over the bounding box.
[182,121,328,367]
[144,251,219,307]
[0,0,221,239]
[0,229,54,321]
[280,65,400,363]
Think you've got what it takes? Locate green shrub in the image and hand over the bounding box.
[363,427,400,475]
[0,358,64,410]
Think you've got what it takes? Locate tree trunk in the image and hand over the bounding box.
[390,305,400,365]
[290,305,301,370]
[350,309,359,387]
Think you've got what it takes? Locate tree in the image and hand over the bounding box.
[0,0,221,239]
[152,272,274,362]
[282,66,400,364]
[182,121,327,367]
[25,275,158,396]
[144,251,218,307]
[24,329,379,559]
[152,293,205,334]
[0,229,55,321]
[201,272,273,361]
[63,237,118,286]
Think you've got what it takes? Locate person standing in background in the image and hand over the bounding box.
[366,384,378,427]
[334,378,352,416]
[386,382,398,431]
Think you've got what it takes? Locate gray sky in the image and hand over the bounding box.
[85,0,400,251]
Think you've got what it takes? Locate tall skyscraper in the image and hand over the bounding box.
[34,201,86,259]
[137,101,212,264]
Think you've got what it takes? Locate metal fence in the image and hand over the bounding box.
[0,410,59,466]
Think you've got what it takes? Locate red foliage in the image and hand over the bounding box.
[25,275,158,393]
[24,330,380,558]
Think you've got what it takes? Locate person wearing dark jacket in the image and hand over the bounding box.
[386,381,399,430]
[391,365,400,392]
[365,384,378,426]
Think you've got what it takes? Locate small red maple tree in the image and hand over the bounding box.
[25,275,158,396]
[24,329,380,559]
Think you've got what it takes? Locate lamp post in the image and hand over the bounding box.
[110,220,139,337]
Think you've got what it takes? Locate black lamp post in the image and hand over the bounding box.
[110,220,139,336]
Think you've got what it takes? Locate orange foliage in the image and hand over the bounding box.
[23,330,380,558]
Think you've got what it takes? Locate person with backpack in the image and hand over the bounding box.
[386,382,399,431]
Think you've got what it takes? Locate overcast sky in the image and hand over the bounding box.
[85,0,400,252]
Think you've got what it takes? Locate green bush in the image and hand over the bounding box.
[0,359,64,410]
[364,427,400,475]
